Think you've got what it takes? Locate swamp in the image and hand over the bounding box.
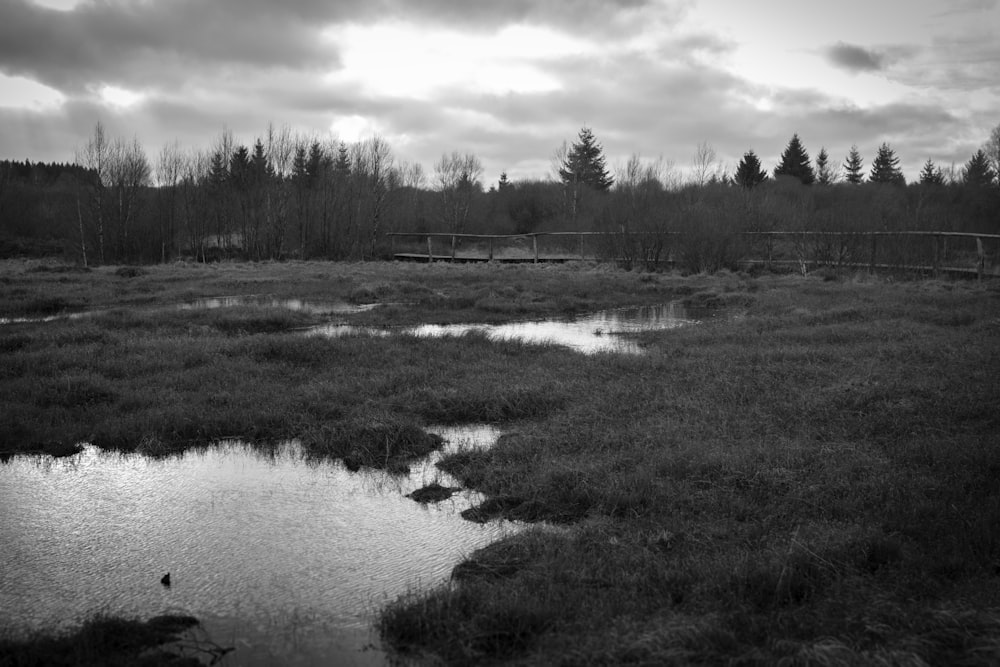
[1,258,999,665]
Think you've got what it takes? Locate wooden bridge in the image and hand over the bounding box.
[387,230,1000,280]
[388,232,604,264]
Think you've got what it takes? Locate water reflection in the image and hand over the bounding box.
[0,428,510,666]
[0,312,90,325]
[176,296,377,316]
[0,296,375,325]
[309,302,705,354]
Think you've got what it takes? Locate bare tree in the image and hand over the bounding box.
[400,161,426,190]
[434,151,483,234]
[156,140,184,261]
[107,135,151,261]
[549,141,569,182]
[75,121,112,264]
[352,135,395,259]
[178,148,212,261]
[263,123,294,258]
[984,122,1000,179]
[691,141,721,187]
[611,154,674,269]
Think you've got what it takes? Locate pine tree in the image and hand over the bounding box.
[815,147,835,185]
[498,171,511,191]
[249,139,273,183]
[773,133,815,185]
[306,141,325,183]
[208,149,228,188]
[918,158,944,186]
[843,145,864,184]
[334,143,351,177]
[291,145,309,185]
[734,150,768,189]
[962,149,997,187]
[559,127,614,191]
[229,145,250,189]
[869,143,905,185]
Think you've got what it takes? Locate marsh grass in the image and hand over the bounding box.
[301,409,444,473]
[0,613,202,666]
[380,277,1000,664]
[3,260,999,664]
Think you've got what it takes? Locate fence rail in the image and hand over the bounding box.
[387,230,1000,279]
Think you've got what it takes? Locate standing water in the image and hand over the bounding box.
[309,302,708,354]
[0,427,510,665]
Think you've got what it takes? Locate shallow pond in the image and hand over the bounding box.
[310,302,711,354]
[0,426,510,665]
[4,297,715,356]
[0,295,374,325]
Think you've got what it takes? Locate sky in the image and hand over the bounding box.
[1,0,998,185]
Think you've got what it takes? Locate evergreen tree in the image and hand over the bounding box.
[333,143,351,177]
[918,158,945,186]
[773,133,815,184]
[843,145,864,184]
[498,171,511,191]
[869,143,905,185]
[229,145,250,189]
[815,147,835,185]
[306,141,325,183]
[734,150,768,189]
[962,149,997,187]
[249,139,273,183]
[559,127,614,191]
[291,145,309,185]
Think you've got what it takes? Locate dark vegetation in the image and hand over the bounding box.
[0,614,209,666]
[2,260,999,664]
[1,125,998,268]
[408,482,462,504]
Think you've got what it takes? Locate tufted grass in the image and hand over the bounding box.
[2,260,999,663]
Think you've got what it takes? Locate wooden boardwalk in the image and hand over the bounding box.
[387,231,1000,279]
[392,253,576,264]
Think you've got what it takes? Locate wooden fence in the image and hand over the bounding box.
[387,231,1000,280]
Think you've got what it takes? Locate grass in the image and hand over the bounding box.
[381,274,1000,664]
[0,614,207,666]
[0,259,687,466]
[2,260,999,664]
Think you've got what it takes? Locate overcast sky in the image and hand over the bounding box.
[1,0,998,185]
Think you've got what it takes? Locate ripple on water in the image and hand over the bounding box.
[0,429,512,666]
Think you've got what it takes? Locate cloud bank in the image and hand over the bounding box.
[0,0,997,183]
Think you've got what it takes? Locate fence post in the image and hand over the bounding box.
[869,233,877,274]
[390,235,395,259]
[932,234,940,278]
[489,238,494,261]
[533,235,538,263]
[579,234,585,259]
[977,237,985,282]
[427,236,433,263]
[451,235,456,261]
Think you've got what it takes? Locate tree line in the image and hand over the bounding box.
[0,122,998,265]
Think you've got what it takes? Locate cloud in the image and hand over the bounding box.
[825,42,888,72]
[934,0,999,16]
[0,0,991,185]
[0,0,342,94]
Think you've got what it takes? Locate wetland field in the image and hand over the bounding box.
[1,259,999,665]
